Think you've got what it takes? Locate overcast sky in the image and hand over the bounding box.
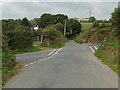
[1,1,119,20]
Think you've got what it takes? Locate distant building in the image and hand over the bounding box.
[31,23,39,31]
[72,18,89,23]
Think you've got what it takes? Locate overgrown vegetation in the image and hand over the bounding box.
[74,7,119,74]
[2,36,18,85]
[95,28,118,74]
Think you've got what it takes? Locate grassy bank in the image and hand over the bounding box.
[2,52,23,85]
[74,24,118,74]
[95,28,118,74]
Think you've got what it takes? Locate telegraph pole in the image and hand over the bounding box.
[64,19,66,36]
[118,1,120,8]
[90,10,91,18]
[89,10,91,22]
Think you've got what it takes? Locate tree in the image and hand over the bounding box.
[38,13,68,28]
[53,14,68,24]
[89,16,96,22]
[42,25,64,47]
[54,23,64,34]
[20,17,30,26]
[67,19,82,36]
[111,8,120,27]
[39,13,54,28]
[2,19,15,31]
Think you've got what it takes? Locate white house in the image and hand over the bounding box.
[31,23,39,31]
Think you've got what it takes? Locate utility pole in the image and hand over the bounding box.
[64,19,66,36]
[118,1,120,8]
[89,10,91,22]
[90,10,91,18]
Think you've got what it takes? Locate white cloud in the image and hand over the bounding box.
[1,2,118,20]
[1,0,120,2]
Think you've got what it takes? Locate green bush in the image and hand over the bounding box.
[54,23,64,34]
[99,23,106,28]
[42,25,65,47]
[2,52,17,85]
[2,36,17,85]
[4,30,33,50]
[92,22,100,28]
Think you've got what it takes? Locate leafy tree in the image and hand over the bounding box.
[42,25,64,47]
[38,13,68,28]
[2,19,15,31]
[53,14,68,24]
[4,30,33,49]
[111,8,120,27]
[67,19,82,36]
[89,16,96,22]
[20,17,30,26]
[54,23,64,34]
[39,13,54,28]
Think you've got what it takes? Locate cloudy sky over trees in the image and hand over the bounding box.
[1,0,119,20]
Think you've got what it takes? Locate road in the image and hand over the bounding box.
[5,41,118,88]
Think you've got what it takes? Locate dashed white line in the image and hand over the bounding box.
[25,48,62,67]
[47,49,56,56]
[54,48,62,55]
[89,46,95,53]
[94,46,98,50]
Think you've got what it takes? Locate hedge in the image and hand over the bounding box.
[4,30,33,50]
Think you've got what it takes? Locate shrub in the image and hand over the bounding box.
[54,23,64,34]
[42,25,65,47]
[4,30,33,50]
[2,36,17,85]
[99,23,106,28]
[92,22,100,28]
[2,52,16,85]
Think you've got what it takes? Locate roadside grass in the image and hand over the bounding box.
[63,37,70,43]
[11,46,43,55]
[95,35,118,75]
[2,52,23,86]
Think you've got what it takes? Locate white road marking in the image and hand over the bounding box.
[89,46,95,53]
[54,48,62,55]
[47,49,56,56]
[25,48,62,67]
[94,46,98,50]
[30,63,33,65]
[25,64,28,67]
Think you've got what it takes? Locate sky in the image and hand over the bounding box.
[1,0,119,20]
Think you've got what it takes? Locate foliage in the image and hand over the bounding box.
[54,23,64,34]
[38,13,68,28]
[12,46,42,54]
[2,18,31,31]
[111,8,120,28]
[89,16,96,22]
[92,22,100,28]
[2,52,17,85]
[95,29,118,74]
[67,19,82,36]
[2,19,15,31]
[4,30,33,50]
[42,25,65,47]
[2,36,17,85]
[99,23,106,28]
[20,17,30,26]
